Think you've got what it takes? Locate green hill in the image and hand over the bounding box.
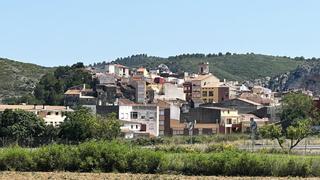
[110,53,304,81]
[0,58,53,101]
[0,53,305,101]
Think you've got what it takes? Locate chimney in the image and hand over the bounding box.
[83,84,86,90]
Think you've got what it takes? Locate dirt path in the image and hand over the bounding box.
[0,172,315,180]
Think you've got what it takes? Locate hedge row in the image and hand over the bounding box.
[0,141,319,177]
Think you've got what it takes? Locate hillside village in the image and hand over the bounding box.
[2,61,316,139]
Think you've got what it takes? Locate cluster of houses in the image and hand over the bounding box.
[63,62,280,138]
[2,62,312,139]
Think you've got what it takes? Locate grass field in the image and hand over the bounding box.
[0,172,316,180]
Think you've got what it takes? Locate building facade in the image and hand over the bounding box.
[118,102,159,137]
[201,85,229,103]
[104,64,130,77]
[0,105,73,127]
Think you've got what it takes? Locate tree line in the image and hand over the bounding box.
[0,108,121,147]
[4,62,93,105]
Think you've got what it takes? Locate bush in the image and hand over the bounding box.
[32,144,79,171]
[205,143,238,153]
[0,147,34,171]
[161,134,249,145]
[0,141,318,177]
[127,150,162,173]
[131,137,164,146]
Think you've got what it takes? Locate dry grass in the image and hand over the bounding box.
[0,172,317,180]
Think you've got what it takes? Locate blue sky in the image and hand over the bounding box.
[0,0,319,67]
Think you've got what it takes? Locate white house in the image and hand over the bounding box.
[154,83,186,101]
[104,64,130,77]
[118,99,159,137]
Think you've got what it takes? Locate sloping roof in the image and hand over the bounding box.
[64,89,81,95]
[118,98,136,105]
[190,74,213,81]
[202,106,233,111]
[137,67,146,72]
[236,98,262,106]
[113,64,128,68]
[0,105,73,112]
[240,113,269,122]
[239,93,272,105]
[202,83,227,88]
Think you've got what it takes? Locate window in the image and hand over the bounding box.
[227,110,230,114]
[47,112,51,115]
[55,112,59,116]
[131,125,134,129]
[209,91,214,96]
[159,120,164,125]
[159,110,164,115]
[141,115,145,119]
[227,119,232,124]
[136,125,138,129]
[202,91,207,97]
[130,112,138,119]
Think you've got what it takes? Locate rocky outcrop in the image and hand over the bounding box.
[250,61,320,95]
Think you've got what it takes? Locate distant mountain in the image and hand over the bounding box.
[106,53,303,81]
[267,61,320,95]
[0,58,53,101]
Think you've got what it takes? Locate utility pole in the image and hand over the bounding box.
[188,120,197,144]
[250,118,257,152]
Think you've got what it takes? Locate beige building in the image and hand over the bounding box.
[187,74,220,99]
[0,105,73,127]
[136,67,149,77]
[201,84,229,103]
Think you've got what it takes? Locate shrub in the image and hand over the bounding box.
[127,149,162,173]
[131,137,164,146]
[32,144,79,171]
[0,141,318,177]
[205,143,238,153]
[0,147,34,171]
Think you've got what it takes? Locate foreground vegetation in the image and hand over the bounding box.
[0,108,121,147]
[0,141,319,177]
